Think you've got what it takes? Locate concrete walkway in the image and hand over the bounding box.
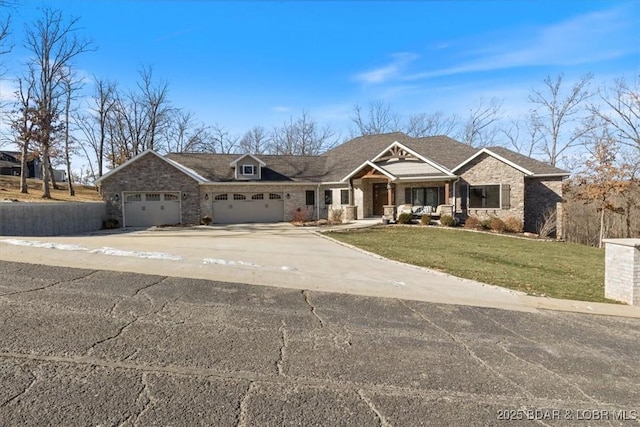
[1,222,638,318]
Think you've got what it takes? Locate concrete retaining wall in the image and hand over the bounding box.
[0,202,106,236]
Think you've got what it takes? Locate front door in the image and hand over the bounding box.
[373,183,389,216]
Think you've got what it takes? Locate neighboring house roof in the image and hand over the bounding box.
[95,150,208,184]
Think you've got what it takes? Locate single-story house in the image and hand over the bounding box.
[0,150,66,181]
[96,132,569,231]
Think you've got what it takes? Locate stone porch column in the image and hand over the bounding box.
[603,239,640,306]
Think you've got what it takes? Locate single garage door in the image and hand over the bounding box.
[212,192,284,224]
[123,192,181,227]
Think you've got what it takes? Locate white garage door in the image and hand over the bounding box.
[123,192,181,227]
[212,193,284,224]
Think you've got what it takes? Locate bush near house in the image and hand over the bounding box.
[397,212,412,224]
[440,214,456,227]
[489,217,506,232]
[504,216,524,233]
[420,215,430,226]
[464,216,481,229]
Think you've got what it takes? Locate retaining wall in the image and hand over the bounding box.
[603,238,640,306]
[0,202,106,236]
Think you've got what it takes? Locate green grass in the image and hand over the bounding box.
[326,226,608,303]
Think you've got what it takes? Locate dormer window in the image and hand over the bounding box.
[241,165,256,176]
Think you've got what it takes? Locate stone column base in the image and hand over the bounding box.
[344,205,357,221]
[383,205,396,221]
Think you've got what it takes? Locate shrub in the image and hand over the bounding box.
[102,218,119,229]
[290,207,310,223]
[201,215,212,226]
[397,212,412,224]
[537,207,557,238]
[440,214,456,227]
[420,215,431,226]
[480,218,493,230]
[504,216,524,233]
[489,217,506,232]
[464,216,481,229]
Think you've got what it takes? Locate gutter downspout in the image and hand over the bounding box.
[316,183,320,220]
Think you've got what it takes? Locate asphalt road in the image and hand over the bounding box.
[1,260,639,426]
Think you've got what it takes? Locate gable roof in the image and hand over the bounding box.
[451,146,569,176]
[95,150,208,184]
[230,153,266,167]
[166,153,328,182]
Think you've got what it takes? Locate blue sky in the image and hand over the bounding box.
[2,0,639,140]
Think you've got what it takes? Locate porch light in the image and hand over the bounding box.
[286,193,290,199]
[114,193,119,202]
[182,193,187,200]
[204,193,209,201]
[386,182,392,190]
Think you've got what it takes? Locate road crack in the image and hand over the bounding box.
[0,369,37,408]
[276,321,287,376]
[302,290,324,327]
[400,300,535,400]
[1,270,98,297]
[85,317,138,356]
[357,389,391,427]
[236,381,256,427]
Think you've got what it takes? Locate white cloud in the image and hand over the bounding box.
[354,52,419,84]
[273,106,291,113]
[405,4,637,81]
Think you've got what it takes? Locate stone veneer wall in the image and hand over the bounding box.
[99,153,201,226]
[523,177,564,233]
[456,153,525,223]
[604,239,640,306]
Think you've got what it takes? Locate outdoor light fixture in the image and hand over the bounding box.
[182,193,187,200]
[286,193,290,199]
[387,182,392,190]
[204,193,209,201]
[114,193,119,202]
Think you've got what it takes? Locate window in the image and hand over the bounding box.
[214,194,228,200]
[233,194,246,200]
[469,185,500,208]
[340,189,349,205]
[126,193,141,202]
[164,193,178,201]
[404,187,440,207]
[251,193,264,200]
[324,189,333,205]
[305,190,315,206]
[241,165,255,175]
[269,193,282,200]
[145,193,161,202]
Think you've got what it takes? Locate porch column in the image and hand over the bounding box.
[386,181,393,205]
[383,181,396,221]
[444,181,450,204]
[348,179,354,205]
[344,179,357,221]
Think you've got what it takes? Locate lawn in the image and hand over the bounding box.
[0,175,102,202]
[326,226,608,303]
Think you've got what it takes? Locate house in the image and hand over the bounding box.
[95,132,569,231]
[0,150,66,182]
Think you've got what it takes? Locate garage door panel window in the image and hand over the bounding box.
[126,194,141,202]
[234,194,246,200]
[252,193,264,200]
[164,193,179,201]
[269,193,282,200]
[146,193,161,202]
[214,194,228,200]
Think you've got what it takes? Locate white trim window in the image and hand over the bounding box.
[241,164,256,175]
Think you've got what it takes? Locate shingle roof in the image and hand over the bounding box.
[163,133,568,183]
[166,153,328,182]
[485,146,569,175]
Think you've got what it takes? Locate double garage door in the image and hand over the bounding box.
[212,192,284,224]
[123,192,181,227]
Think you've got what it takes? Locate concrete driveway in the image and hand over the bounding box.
[1,223,638,317]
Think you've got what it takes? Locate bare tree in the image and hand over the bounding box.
[23,7,93,198]
[239,126,269,154]
[60,69,82,196]
[163,109,210,153]
[74,77,116,178]
[198,123,238,154]
[271,110,336,155]
[138,66,171,151]
[405,111,459,138]
[589,77,640,151]
[458,97,503,147]
[500,116,543,157]
[529,73,593,167]
[9,71,37,193]
[350,100,402,136]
